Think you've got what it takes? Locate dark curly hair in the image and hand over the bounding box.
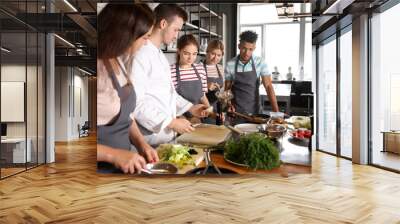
[239,30,258,44]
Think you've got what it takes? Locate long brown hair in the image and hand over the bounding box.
[98,4,154,59]
[176,34,199,63]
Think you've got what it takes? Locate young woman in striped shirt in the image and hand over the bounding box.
[170,34,213,121]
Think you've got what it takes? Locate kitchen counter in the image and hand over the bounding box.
[197,152,311,176]
[174,134,311,176]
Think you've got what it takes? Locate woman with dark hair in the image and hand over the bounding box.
[170,34,214,122]
[97,4,158,174]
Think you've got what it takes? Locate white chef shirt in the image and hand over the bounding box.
[131,40,193,146]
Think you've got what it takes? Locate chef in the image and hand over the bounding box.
[225,30,279,124]
[131,4,208,146]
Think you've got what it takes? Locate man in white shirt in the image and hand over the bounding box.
[131,4,208,146]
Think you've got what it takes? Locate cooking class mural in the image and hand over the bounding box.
[97,3,313,175]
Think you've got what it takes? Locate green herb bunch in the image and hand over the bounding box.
[224,133,281,170]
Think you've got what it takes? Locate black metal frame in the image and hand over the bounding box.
[0,0,47,179]
[367,10,373,166]
[336,28,341,158]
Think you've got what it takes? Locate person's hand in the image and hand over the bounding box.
[217,112,225,122]
[140,144,159,163]
[168,118,194,134]
[112,150,146,174]
[189,104,209,118]
[209,112,222,120]
[227,104,235,113]
[208,82,220,91]
[189,117,202,124]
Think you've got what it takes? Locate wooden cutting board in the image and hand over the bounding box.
[176,124,232,146]
[178,147,204,174]
[156,145,205,174]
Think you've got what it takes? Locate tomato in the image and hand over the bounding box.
[303,130,312,138]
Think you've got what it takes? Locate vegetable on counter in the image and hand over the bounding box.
[157,144,195,169]
[290,116,311,130]
[290,129,312,139]
[224,133,280,170]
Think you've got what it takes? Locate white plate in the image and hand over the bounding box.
[224,155,249,168]
[234,123,260,133]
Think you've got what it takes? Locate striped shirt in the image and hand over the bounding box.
[170,63,208,93]
[204,63,224,80]
[224,55,270,81]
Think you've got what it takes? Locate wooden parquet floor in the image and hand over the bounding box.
[1,135,400,223]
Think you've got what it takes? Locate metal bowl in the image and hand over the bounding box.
[265,124,286,139]
[145,162,178,174]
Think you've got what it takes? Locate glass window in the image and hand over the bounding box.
[303,22,312,81]
[38,32,46,165]
[370,3,400,171]
[317,36,337,155]
[265,23,300,79]
[1,31,28,177]
[0,1,46,179]
[238,4,311,80]
[239,4,292,24]
[27,31,39,169]
[339,28,352,158]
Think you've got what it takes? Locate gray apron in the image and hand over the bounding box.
[97,62,136,173]
[204,63,223,107]
[175,63,203,104]
[231,56,260,124]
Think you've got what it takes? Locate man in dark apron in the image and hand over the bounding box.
[225,30,279,125]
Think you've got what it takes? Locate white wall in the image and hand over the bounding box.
[71,72,89,139]
[55,66,69,141]
[0,65,39,138]
[1,64,46,163]
[54,67,89,141]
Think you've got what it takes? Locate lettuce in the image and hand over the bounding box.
[157,144,195,169]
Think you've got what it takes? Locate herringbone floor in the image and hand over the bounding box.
[0,135,400,223]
